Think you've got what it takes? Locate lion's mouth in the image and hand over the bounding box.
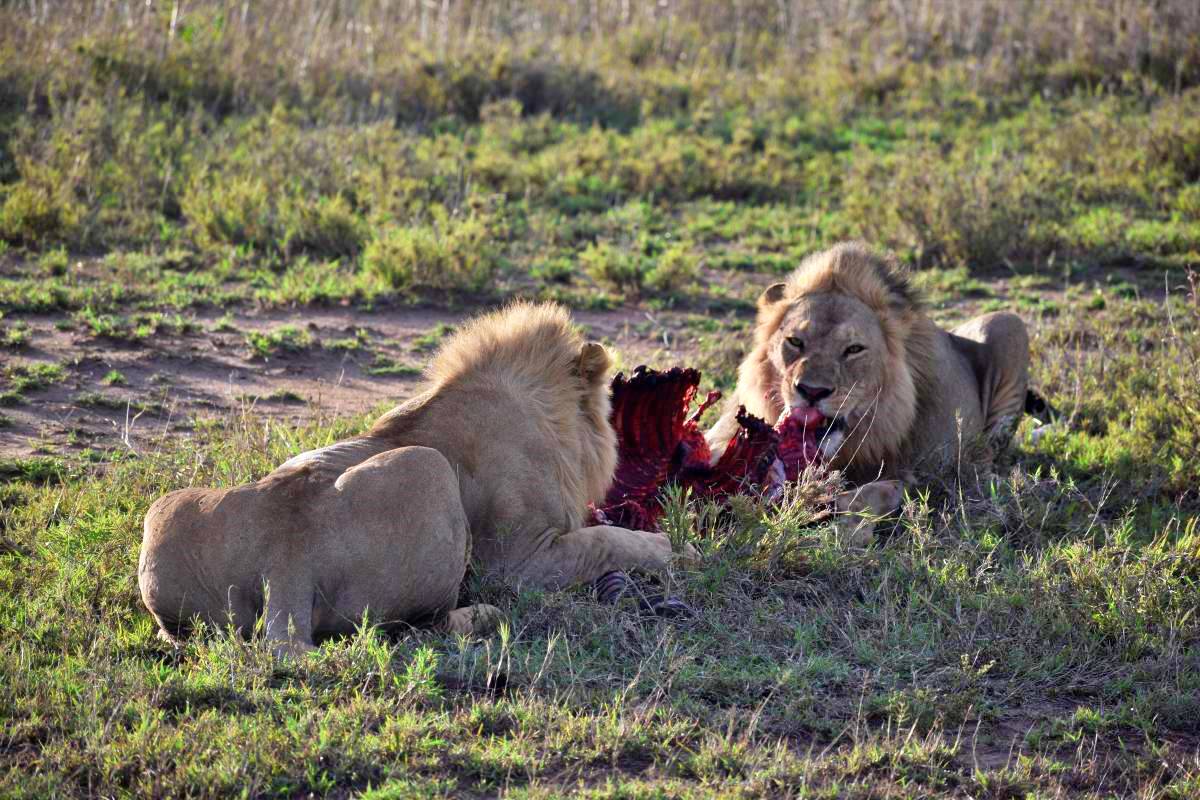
[812,415,847,442]
[783,407,845,439]
[779,407,848,463]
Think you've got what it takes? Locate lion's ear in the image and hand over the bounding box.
[758,283,787,309]
[576,342,611,384]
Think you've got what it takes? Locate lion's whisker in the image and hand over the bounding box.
[841,388,884,468]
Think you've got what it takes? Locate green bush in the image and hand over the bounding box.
[1061,207,1130,258]
[178,109,374,257]
[1,0,1198,284]
[1125,219,1200,258]
[181,172,276,252]
[0,181,81,246]
[362,213,498,291]
[580,241,643,293]
[579,239,697,296]
[280,195,365,259]
[184,181,365,259]
[645,243,700,294]
[244,324,313,358]
[1173,185,1200,221]
[843,142,1052,268]
[1147,90,1200,183]
[0,94,190,247]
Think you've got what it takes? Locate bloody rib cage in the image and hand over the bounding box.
[591,365,826,530]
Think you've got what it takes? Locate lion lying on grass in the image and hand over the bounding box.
[706,242,1030,494]
[139,302,692,656]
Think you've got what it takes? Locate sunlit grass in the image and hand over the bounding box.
[1,284,1199,795]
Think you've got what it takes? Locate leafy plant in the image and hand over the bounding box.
[362,213,499,291]
[244,324,314,358]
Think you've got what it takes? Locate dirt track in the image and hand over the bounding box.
[0,304,711,458]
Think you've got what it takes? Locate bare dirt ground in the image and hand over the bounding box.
[0,304,711,458]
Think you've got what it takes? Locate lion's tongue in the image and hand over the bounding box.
[792,407,825,429]
[773,407,824,481]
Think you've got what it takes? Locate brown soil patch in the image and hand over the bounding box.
[0,304,715,458]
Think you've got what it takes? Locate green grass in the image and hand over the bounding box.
[74,309,199,342]
[365,357,423,378]
[2,1,1200,795]
[0,361,67,405]
[1,2,1198,315]
[0,318,29,348]
[0,455,67,484]
[2,352,1200,796]
[237,389,306,405]
[74,391,162,416]
[2,279,1199,797]
[265,389,305,404]
[244,325,315,358]
[411,324,457,353]
[325,329,370,352]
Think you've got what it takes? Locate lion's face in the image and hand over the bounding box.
[766,292,893,458]
[718,243,937,479]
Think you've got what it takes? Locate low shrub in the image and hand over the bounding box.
[842,139,1057,268]
[362,212,499,291]
[0,180,82,246]
[580,241,643,293]
[645,243,700,294]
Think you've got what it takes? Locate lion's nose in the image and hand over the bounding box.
[795,382,833,403]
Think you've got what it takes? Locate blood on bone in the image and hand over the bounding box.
[591,366,824,530]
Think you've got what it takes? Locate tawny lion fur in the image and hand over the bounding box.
[140,302,692,657]
[706,242,1030,484]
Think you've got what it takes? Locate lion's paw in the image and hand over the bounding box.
[444,604,503,637]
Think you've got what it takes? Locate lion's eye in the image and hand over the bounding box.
[844,344,866,356]
[785,336,804,352]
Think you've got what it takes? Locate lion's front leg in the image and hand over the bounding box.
[439,604,503,637]
[833,479,904,546]
[704,409,742,465]
[261,576,316,659]
[513,525,697,591]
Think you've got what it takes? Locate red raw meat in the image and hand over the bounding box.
[597,367,700,531]
[591,366,825,530]
[774,406,825,481]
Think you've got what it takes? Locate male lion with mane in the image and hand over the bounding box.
[140,302,690,657]
[706,242,1030,491]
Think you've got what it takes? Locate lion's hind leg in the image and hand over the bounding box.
[953,312,1030,444]
[260,575,317,659]
[328,446,471,632]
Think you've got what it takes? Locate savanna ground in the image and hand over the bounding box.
[2,1,1200,796]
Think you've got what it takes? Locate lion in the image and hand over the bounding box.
[706,242,1030,492]
[139,302,692,657]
